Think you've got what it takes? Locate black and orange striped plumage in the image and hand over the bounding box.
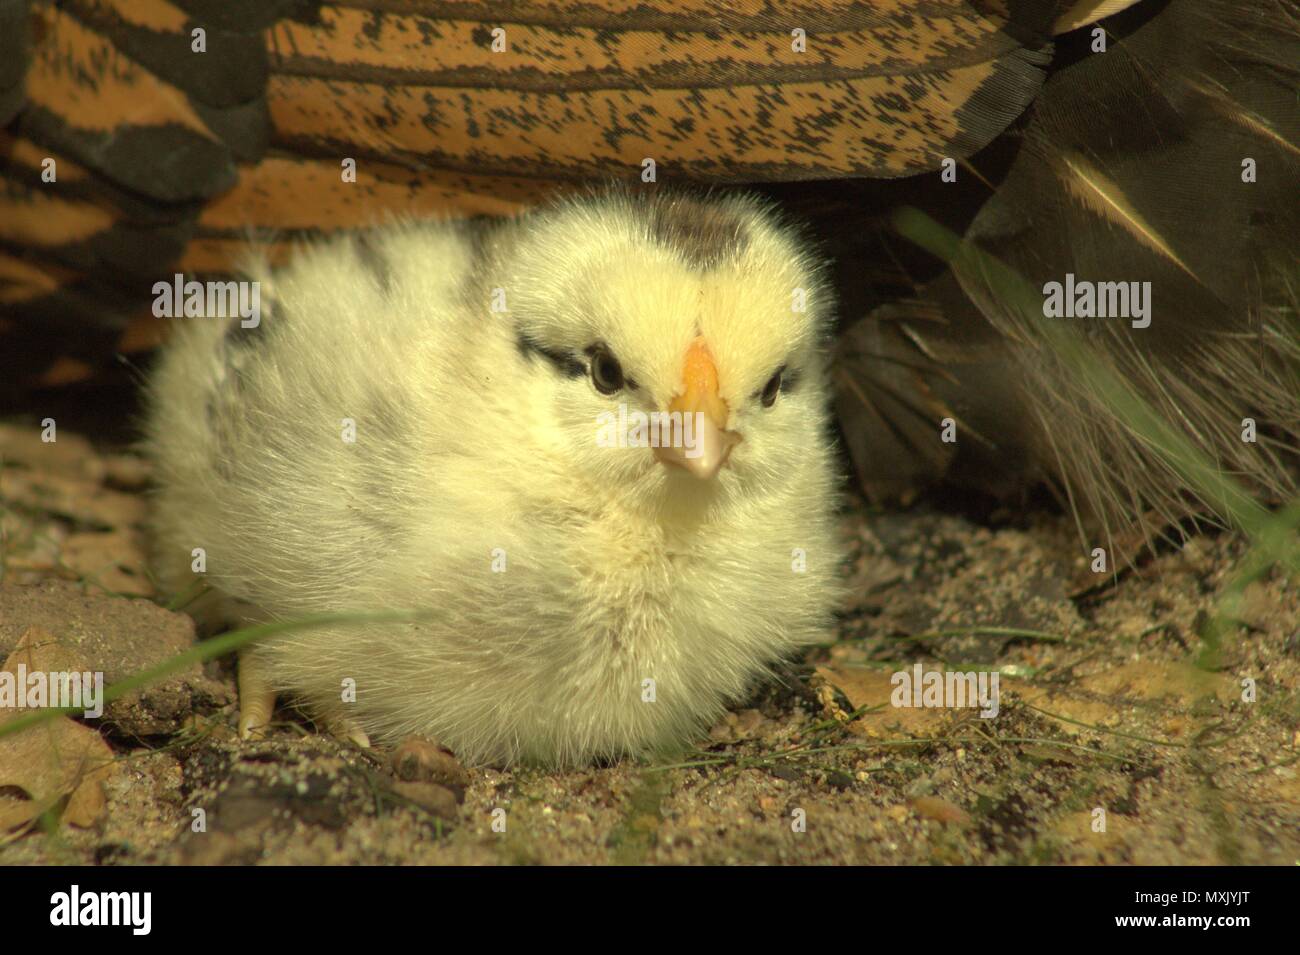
[1,0,1296,556]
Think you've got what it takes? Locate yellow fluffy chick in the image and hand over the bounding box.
[145,187,845,768]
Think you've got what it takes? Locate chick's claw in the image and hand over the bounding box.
[236,648,277,740]
[322,713,371,749]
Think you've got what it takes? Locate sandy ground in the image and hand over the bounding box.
[1,420,1297,865]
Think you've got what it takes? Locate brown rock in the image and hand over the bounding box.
[0,580,231,735]
[390,736,470,793]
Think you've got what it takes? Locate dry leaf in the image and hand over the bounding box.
[910,795,971,826]
[815,665,953,739]
[1018,661,1237,730]
[0,424,104,481]
[1075,661,1235,705]
[0,468,145,529]
[100,453,151,490]
[0,627,116,831]
[60,530,154,597]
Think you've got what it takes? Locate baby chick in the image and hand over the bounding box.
[145,187,844,768]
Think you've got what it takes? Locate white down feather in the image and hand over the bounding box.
[145,188,846,767]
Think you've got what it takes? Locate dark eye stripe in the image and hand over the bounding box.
[516,330,584,378]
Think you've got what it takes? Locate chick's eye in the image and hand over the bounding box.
[760,366,784,408]
[589,344,624,395]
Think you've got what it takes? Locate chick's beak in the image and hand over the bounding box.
[654,337,741,480]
